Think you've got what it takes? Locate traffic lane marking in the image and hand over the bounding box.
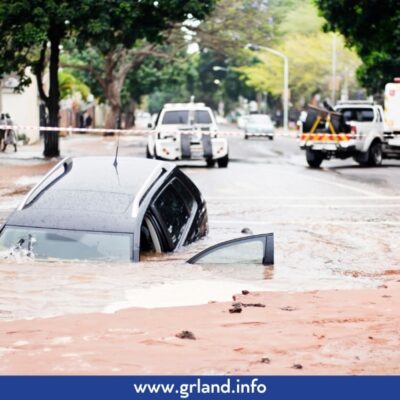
[206,196,400,201]
[210,219,400,226]
[208,204,400,209]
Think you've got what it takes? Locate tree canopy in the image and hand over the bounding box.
[315,0,400,94]
[0,0,215,155]
[235,0,361,108]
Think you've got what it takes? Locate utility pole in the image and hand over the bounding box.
[0,79,3,113]
[331,34,337,105]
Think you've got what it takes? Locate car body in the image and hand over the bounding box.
[237,114,249,130]
[0,157,274,265]
[244,114,274,140]
[0,157,208,262]
[146,102,229,167]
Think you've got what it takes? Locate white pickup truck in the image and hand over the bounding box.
[299,101,385,168]
[383,79,400,159]
[146,102,229,168]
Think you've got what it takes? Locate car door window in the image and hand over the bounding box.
[153,180,193,248]
[187,233,274,265]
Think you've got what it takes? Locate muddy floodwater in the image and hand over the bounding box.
[1,135,399,321]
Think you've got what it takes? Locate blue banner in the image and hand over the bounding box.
[0,376,399,399]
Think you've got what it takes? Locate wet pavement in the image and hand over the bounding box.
[0,128,399,320]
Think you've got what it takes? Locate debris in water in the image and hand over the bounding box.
[229,303,243,313]
[241,227,253,235]
[291,364,303,370]
[241,303,265,308]
[378,285,388,289]
[176,330,196,340]
[261,357,271,364]
[280,306,297,312]
[242,290,250,295]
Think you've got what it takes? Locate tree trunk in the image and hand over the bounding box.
[104,103,121,130]
[125,100,136,128]
[104,79,123,130]
[43,27,61,158]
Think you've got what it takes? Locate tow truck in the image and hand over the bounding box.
[146,102,229,167]
[299,101,385,168]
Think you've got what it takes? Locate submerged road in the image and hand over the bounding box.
[0,129,399,318]
[184,133,400,291]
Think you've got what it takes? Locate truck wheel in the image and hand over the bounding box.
[217,155,229,168]
[206,158,215,168]
[244,134,249,140]
[306,149,324,168]
[368,141,382,166]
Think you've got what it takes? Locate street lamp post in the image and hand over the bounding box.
[246,43,289,133]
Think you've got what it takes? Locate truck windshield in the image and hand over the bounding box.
[194,110,212,124]
[0,226,132,261]
[340,108,374,123]
[162,111,189,124]
[161,110,213,125]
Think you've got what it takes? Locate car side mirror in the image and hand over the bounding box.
[147,122,153,129]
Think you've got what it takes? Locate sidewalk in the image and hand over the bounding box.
[0,133,147,164]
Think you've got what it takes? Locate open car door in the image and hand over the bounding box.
[187,233,274,265]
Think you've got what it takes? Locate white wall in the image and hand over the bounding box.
[0,70,40,144]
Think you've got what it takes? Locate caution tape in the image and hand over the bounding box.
[0,125,299,138]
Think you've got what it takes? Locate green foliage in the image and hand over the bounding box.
[315,0,400,94]
[74,0,216,55]
[280,0,324,35]
[236,0,361,107]
[197,0,283,56]
[61,46,106,101]
[0,0,73,88]
[58,70,90,100]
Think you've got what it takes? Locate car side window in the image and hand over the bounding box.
[153,179,194,248]
[187,234,274,266]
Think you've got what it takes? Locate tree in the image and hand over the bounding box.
[195,0,289,55]
[65,0,215,129]
[236,0,361,108]
[0,0,215,157]
[314,0,400,94]
[0,0,76,157]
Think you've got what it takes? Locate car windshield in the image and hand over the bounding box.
[0,226,132,261]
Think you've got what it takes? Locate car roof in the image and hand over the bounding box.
[7,157,175,234]
[162,102,208,110]
[247,114,271,119]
